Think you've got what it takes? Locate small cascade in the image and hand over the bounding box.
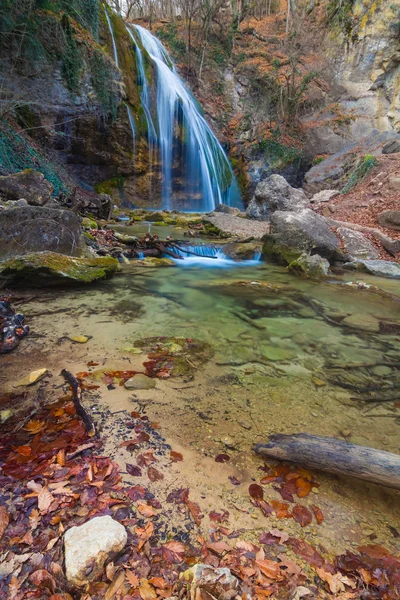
[129,25,241,212]
[126,103,136,149]
[165,244,263,267]
[137,252,145,259]
[103,6,119,68]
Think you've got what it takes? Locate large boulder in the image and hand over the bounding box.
[0,252,119,285]
[343,259,400,279]
[377,210,400,231]
[337,227,379,260]
[246,175,308,220]
[0,170,53,206]
[262,209,341,265]
[64,516,127,588]
[0,206,87,258]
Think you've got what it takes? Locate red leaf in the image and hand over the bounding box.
[287,537,324,567]
[29,570,56,593]
[209,510,229,523]
[215,454,230,463]
[249,483,264,499]
[170,450,183,462]
[228,475,240,486]
[148,466,164,482]
[186,499,202,525]
[292,505,312,527]
[0,506,9,541]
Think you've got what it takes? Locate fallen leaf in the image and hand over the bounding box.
[29,569,56,593]
[256,559,284,580]
[170,450,183,462]
[0,506,9,541]
[126,570,139,588]
[137,502,157,518]
[292,505,312,527]
[209,510,229,523]
[69,335,89,343]
[126,464,142,477]
[139,578,157,600]
[38,487,54,513]
[312,505,324,525]
[229,475,240,486]
[18,368,48,386]
[24,419,44,434]
[215,453,230,463]
[15,445,31,456]
[249,483,264,499]
[29,509,40,530]
[186,499,202,525]
[149,576,169,589]
[270,500,291,518]
[148,466,163,482]
[295,478,312,498]
[316,568,356,594]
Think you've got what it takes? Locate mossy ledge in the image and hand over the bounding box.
[0,252,119,285]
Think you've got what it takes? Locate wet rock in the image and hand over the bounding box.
[146,211,168,222]
[134,337,214,377]
[64,516,127,588]
[214,203,240,216]
[310,190,340,203]
[222,241,262,260]
[0,206,87,258]
[261,346,296,361]
[180,564,238,599]
[0,170,53,206]
[342,313,381,333]
[288,253,330,278]
[262,209,340,265]
[337,227,379,260]
[247,175,308,220]
[377,210,400,231]
[0,252,119,285]
[124,374,156,390]
[342,259,400,279]
[137,257,176,267]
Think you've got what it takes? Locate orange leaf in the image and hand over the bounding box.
[0,506,9,541]
[149,577,169,589]
[126,570,139,588]
[137,502,157,518]
[56,449,66,467]
[295,477,312,498]
[24,419,44,434]
[255,559,284,581]
[312,505,324,525]
[15,445,31,456]
[170,450,183,462]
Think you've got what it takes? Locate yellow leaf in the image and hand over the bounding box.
[139,578,157,600]
[69,335,89,343]
[24,420,44,434]
[18,369,48,387]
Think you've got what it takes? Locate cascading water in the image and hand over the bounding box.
[103,6,119,68]
[167,244,262,267]
[128,24,242,212]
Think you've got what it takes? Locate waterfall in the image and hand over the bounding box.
[129,25,242,212]
[103,6,119,68]
[126,103,136,149]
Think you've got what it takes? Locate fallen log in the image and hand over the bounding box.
[254,433,400,490]
[61,369,96,437]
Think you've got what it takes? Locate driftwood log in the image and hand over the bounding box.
[254,433,400,490]
[61,369,96,437]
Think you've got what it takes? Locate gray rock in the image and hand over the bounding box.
[262,209,341,265]
[310,190,340,203]
[0,206,86,258]
[0,170,53,206]
[388,177,400,192]
[64,516,127,587]
[124,374,156,390]
[222,241,262,260]
[337,227,379,260]
[377,210,400,231]
[214,203,240,216]
[343,259,400,279]
[288,252,330,278]
[246,175,308,220]
[203,213,270,240]
[382,140,400,154]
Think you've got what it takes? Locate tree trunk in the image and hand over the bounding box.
[254,433,400,490]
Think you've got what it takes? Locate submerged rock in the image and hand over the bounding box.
[137,257,176,267]
[124,374,156,390]
[222,241,262,260]
[288,253,330,278]
[262,209,340,265]
[134,336,214,377]
[0,169,53,206]
[247,175,308,220]
[337,228,379,260]
[0,206,86,258]
[64,516,127,588]
[343,259,400,279]
[342,313,381,333]
[0,252,119,284]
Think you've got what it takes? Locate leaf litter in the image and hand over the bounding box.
[0,377,399,600]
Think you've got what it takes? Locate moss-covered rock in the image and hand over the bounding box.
[222,241,262,260]
[0,252,119,285]
[288,252,330,278]
[136,257,176,267]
